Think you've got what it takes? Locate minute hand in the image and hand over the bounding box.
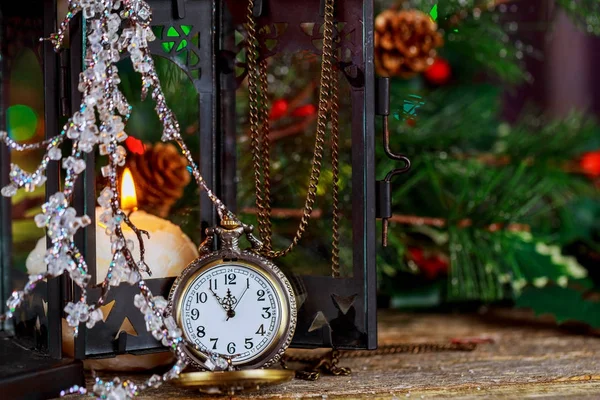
[227,280,249,320]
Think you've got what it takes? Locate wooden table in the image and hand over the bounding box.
[70,309,600,399]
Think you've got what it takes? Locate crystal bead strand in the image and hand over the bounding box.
[0,0,233,397]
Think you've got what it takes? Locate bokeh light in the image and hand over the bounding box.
[7,104,38,141]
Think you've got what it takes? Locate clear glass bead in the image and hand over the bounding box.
[48,147,63,161]
[146,374,162,389]
[1,184,17,197]
[101,165,112,178]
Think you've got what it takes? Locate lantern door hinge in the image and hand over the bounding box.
[173,0,186,19]
[375,77,411,247]
[253,0,264,17]
[59,50,71,117]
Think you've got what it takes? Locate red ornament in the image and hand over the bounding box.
[423,58,451,85]
[125,136,145,155]
[408,247,449,279]
[269,99,289,120]
[580,151,600,177]
[408,247,425,263]
[291,104,317,118]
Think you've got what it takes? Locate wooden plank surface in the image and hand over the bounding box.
[66,309,600,399]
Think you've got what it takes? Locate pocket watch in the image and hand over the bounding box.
[167,217,297,371]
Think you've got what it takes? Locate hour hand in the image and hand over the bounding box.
[222,289,238,319]
[209,285,228,314]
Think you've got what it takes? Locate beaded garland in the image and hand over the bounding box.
[0,0,237,398]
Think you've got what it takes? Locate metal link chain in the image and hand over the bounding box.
[245,0,341,277]
[245,0,268,238]
[258,59,273,250]
[246,3,476,383]
[283,343,478,381]
[244,2,476,374]
[329,58,341,277]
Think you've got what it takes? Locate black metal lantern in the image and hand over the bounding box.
[0,0,381,397]
[220,0,378,350]
[0,0,85,397]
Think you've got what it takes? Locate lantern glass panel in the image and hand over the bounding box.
[78,0,218,358]
[8,48,47,340]
[108,55,202,242]
[235,51,354,278]
[81,55,202,357]
[0,1,50,351]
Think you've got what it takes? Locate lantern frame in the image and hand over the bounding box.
[0,0,84,397]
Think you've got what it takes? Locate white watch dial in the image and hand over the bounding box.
[180,263,282,364]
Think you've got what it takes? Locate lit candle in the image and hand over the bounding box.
[120,167,138,213]
[27,171,199,281]
[26,166,199,370]
[88,168,199,284]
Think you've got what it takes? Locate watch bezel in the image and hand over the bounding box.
[167,249,297,370]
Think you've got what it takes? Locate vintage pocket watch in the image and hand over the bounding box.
[167,217,297,371]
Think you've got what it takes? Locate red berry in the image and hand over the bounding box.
[125,136,145,155]
[291,104,317,118]
[424,58,451,85]
[420,256,449,279]
[408,247,424,262]
[408,247,449,279]
[269,99,289,120]
[581,151,600,176]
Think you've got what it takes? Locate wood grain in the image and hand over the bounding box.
[64,308,600,399]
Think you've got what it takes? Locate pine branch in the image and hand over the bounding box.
[555,0,600,35]
[389,214,530,232]
[241,207,323,219]
[265,114,318,142]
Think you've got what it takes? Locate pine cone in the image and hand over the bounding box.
[127,143,191,218]
[374,9,443,78]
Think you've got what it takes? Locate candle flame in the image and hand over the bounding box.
[121,168,138,211]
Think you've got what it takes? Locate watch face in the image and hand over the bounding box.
[178,262,284,365]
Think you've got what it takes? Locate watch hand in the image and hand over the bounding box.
[234,279,250,310]
[227,279,250,321]
[209,287,228,314]
[222,289,238,319]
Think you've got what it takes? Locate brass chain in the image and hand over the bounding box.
[245,0,268,244]
[245,0,341,277]
[258,59,273,250]
[329,57,341,277]
[283,343,478,381]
